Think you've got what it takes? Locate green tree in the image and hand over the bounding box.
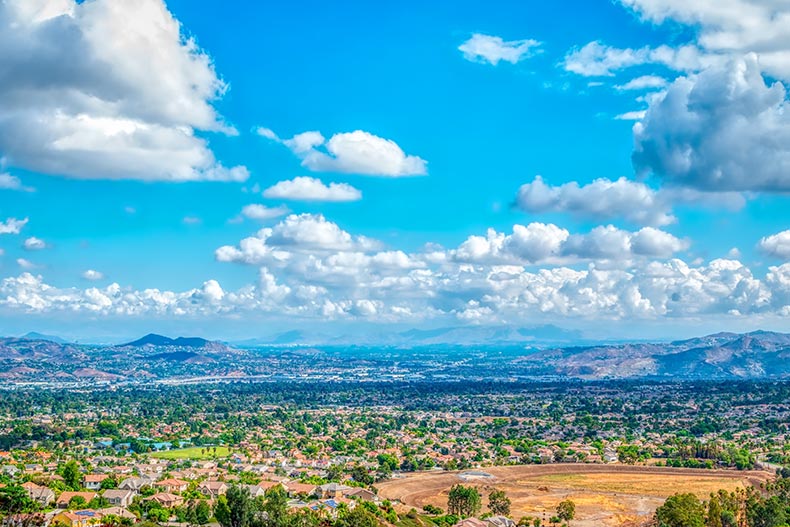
[0,484,37,514]
[60,460,82,490]
[655,493,705,527]
[556,499,575,522]
[448,485,481,518]
[488,489,511,516]
[100,476,119,490]
[335,506,377,527]
[214,486,253,527]
[69,496,88,509]
[194,501,211,526]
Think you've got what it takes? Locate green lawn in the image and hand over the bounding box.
[150,446,230,460]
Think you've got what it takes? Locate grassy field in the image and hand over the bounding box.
[150,446,230,460]
[377,464,773,527]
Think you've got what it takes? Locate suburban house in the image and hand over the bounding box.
[453,519,487,527]
[96,507,136,520]
[283,482,317,498]
[156,478,189,493]
[240,484,268,498]
[119,476,154,491]
[21,482,55,507]
[55,492,98,509]
[1,465,20,477]
[148,492,184,508]
[317,483,352,499]
[345,488,377,502]
[487,517,516,527]
[101,489,135,508]
[82,474,109,490]
[197,480,228,499]
[51,510,101,527]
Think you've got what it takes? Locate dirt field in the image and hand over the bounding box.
[377,464,772,527]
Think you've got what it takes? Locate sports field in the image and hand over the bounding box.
[150,446,230,459]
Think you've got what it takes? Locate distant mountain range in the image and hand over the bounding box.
[6,329,790,380]
[120,333,231,352]
[20,331,70,344]
[516,330,790,379]
[233,324,585,347]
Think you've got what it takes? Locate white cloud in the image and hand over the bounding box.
[3,255,789,324]
[215,213,379,266]
[0,0,247,182]
[0,217,28,235]
[616,75,668,90]
[563,41,708,76]
[263,176,362,202]
[240,204,290,221]
[619,0,790,81]
[759,230,790,260]
[633,55,790,192]
[182,216,202,225]
[454,223,569,264]
[82,269,105,281]
[0,173,34,192]
[515,176,675,226]
[458,33,541,65]
[23,237,47,250]
[0,214,786,323]
[451,223,687,264]
[261,127,427,177]
[16,258,36,270]
[615,110,647,120]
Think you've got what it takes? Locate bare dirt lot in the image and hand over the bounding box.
[377,464,773,527]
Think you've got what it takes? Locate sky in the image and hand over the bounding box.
[2,0,790,342]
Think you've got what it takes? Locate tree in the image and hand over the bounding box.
[448,485,482,518]
[194,501,211,526]
[69,496,88,509]
[260,486,289,527]
[655,493,705,527]
[100,476,119,490]
[215,486,253,527]
[0,484,36,514]
[335,506,377,527]
[488,489,511,516]
[556,499,575,522]
[60,461,81,490]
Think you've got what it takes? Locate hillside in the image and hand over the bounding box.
[516,330,790,379]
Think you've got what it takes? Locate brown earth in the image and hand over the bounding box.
[377,464,773,527]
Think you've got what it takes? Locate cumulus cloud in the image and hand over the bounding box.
[563,41,709,76]
[3,256,790,324]
[23,237,47,250]
[616,75,668,90]
[0,217,28,235]
[263,176,362,202]
[240,204,290,221]
[458,33,541,65]
[82,269,105,281]
[633,55,790,192]
[452,223,688,264]
[759,230,790,260]
[515,176,675,226]
[619,0,790,81]
[260,127,427,177]
[215,213,379,267]
[0,0,247,182]
[0,173,34,192]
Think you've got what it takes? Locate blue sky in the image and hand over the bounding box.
[1,0,790,341]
